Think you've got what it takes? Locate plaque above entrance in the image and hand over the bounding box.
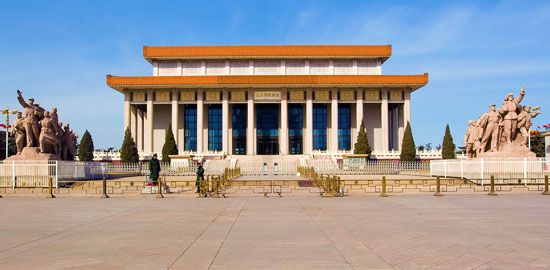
[254,91,281,101]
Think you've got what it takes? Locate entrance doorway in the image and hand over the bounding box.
[256,104,279,155]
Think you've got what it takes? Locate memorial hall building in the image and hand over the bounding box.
[107,45,428,159]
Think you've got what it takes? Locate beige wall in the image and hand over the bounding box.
[364,103,382,151]
[152,104,171,153]
[154,59,382,76]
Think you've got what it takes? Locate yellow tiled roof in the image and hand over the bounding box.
[143,45,392,61]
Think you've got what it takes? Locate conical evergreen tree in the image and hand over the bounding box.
[441,124,456,159]
[162,125,178,162]
[120,127,139,163]
[77,130,94,162]
[354,119,372,156]
[400,121,416,161]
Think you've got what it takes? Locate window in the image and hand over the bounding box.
[338,104,351,150]
[313,104,327,151]
[208,104,222,151]
[184,105,197,151]
[232,104,247,155]
[288,104,303,154]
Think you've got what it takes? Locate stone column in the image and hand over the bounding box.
[404,90,411,126]
[197,90,204,154]
[137,109,144,152]
[146,92,154,154]
[247,90,254,155]
[381,90,389,152]
[171,91,179,146]
[355,90,364,149]
[130,106,137,142]
[123,92,131,131]
[222,90,229,154]
[280,90,288,154]
[331,89,338,152]
[305,90,313,154]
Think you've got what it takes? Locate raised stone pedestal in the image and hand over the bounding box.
[6,147,59,161]
[478,141,536,158]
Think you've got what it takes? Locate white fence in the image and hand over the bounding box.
[306,158,430,175]
[239,160,298,176]
[0,160,204,188]
[430,158,550,185]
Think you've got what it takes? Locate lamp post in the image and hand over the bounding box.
[1,108,18,159]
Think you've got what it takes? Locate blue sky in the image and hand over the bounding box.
[0,0,548,149]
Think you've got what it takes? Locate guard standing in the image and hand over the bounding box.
[148,154,161,186]
[196,163,205,193]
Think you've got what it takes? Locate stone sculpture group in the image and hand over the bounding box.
[464,87,541,159]
[8,90,78,160]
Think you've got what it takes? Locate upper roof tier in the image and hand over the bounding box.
[143,45,392,62]
[106,74,428,92]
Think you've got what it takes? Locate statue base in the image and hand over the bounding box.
[477,141,536,158]
[5,147,60,161]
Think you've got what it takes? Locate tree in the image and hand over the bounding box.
[0,131,16,160]
[441,124,456,159]
[77,130,94,162]
[400,121,416,161]
[354,119,372,156]
[162,125,178,162]
[530,132,545,157]
[120,127,139,163]
[417,145,425,151]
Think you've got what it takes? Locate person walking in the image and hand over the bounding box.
[148,154,161,186]
[196,163,205,194]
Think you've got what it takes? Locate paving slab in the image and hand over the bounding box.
[0,195,549,269]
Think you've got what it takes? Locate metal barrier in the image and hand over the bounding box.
[297,165,343,197]
[199,167,240,198]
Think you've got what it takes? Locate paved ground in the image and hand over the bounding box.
[1,195,549,269]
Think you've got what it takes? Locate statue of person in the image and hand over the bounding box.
[57,122,64,156]
[61,124,78,160]
[39,111,60,155]
[464,120,479,159]
[479,104,502,152]
[517,105,541,147]
[17,90,45,119]
[498,87,525,144]
[23,108,41,147]
[11,111,26,154]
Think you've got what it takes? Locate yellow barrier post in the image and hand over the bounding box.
[46,177,56,199]
[156,176,164,199]
[542,175,549,195]
[337,176,342,197]
[101,177,109,199]
[434,177,443,197]
[488,175,497,196]
[380,176,389,197]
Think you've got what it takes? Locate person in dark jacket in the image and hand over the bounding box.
[148,154,161,185]
[196,163,205,193]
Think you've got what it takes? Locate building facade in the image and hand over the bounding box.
[107,45,428,157]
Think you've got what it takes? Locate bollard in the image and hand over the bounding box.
[488,175,497,196]
[100,177,109,199]
[434,177,443,196]
[156,176,164,198]
[380,176,389,197]
[542,175,549,195]
[46,177,56,198]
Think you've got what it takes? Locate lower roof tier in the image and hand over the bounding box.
[106,74,428,92]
